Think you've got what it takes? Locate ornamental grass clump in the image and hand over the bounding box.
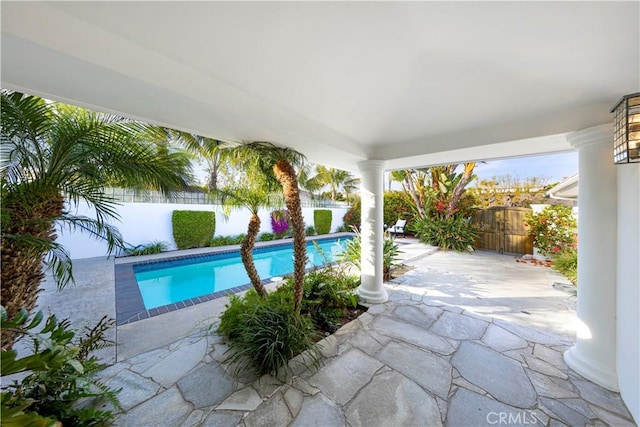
[217,251,360,376]
[525,205,577,257]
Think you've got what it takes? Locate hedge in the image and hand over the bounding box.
[172,210,216,249]
[314,210,332,235]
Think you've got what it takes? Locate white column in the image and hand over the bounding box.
[616,163,640,421]
[356,160,388,303]
[564,124,619,391]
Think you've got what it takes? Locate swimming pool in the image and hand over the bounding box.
[114,235,353,325]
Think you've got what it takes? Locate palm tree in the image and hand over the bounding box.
[0,90,190,349]
[161,130,231,191]
[232,142,307,314]
[305,166,359,201]
[216,186,283,299]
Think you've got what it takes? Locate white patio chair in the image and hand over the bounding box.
[388,219,407,238]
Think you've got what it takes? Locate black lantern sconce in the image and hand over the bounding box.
[612,92,640,164]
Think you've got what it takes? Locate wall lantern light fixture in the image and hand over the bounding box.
[612,92,640,164]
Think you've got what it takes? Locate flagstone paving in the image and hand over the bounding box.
[29,243,636,426]
[98,287,635,426]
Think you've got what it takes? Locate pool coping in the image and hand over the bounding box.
[115,233,354,325]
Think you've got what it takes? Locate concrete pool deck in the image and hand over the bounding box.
[27,240,636,426]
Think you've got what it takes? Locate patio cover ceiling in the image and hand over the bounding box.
[2,2,638,172]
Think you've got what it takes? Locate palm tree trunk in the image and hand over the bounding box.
[240,213,268,299]
[1,191,64,350]
[273,159,306,315]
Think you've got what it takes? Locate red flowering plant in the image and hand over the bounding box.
[270,209,290,239]
[524,205,577,257]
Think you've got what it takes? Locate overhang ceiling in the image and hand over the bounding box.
[2,2,638,171]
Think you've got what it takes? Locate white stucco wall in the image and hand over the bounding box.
[616,165,640,423]
[56,202,348,259]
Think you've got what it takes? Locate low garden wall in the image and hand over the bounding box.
[56,202,349,259]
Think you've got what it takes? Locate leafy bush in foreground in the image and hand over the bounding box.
[1,308,121,426]
[411,214,478,252]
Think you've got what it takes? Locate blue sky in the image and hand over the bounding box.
[473,152,578,185]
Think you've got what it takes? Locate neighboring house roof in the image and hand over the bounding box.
[547,174,578,201]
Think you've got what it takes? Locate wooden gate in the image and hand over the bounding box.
[471,207,533,255]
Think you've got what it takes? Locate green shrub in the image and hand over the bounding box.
[553,248,578,284]
[122,241,168,256]
[172,210,216,249]
[314,210,332,234]
[383,191,415,228]
[336,225,349,233]
[339,229,401,281]
[210,236,234,247]
[306,225,316,236]
[525,205,576,256]
[411,215,478,252]
[259,232,275,242]
[1,307,121,426]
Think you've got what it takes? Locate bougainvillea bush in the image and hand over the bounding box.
[525,205,577,257]
[270,210,290,238]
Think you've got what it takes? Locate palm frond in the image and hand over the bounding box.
[57,215,125,255]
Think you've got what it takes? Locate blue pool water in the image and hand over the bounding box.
[134,237,351,310]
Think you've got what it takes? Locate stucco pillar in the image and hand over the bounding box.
[356,160,388,303]
[564,124,619,391]
[616,163,640,421]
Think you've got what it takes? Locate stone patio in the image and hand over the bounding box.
[25,243,637,426]
[97,290,636,427]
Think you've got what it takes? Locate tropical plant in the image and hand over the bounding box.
[525,205,576,256]
[305,225,316,236]
[1,307,121,426]
[410,215,479,252]
[232,142,307,314]
[339,228,401,281]
[395,163,477,219]
[215,186,283,299]
[0,90,190,349]
[553,248,578,285]
[259,232,275,242]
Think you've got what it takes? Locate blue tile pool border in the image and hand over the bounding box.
[115,233,354,326]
